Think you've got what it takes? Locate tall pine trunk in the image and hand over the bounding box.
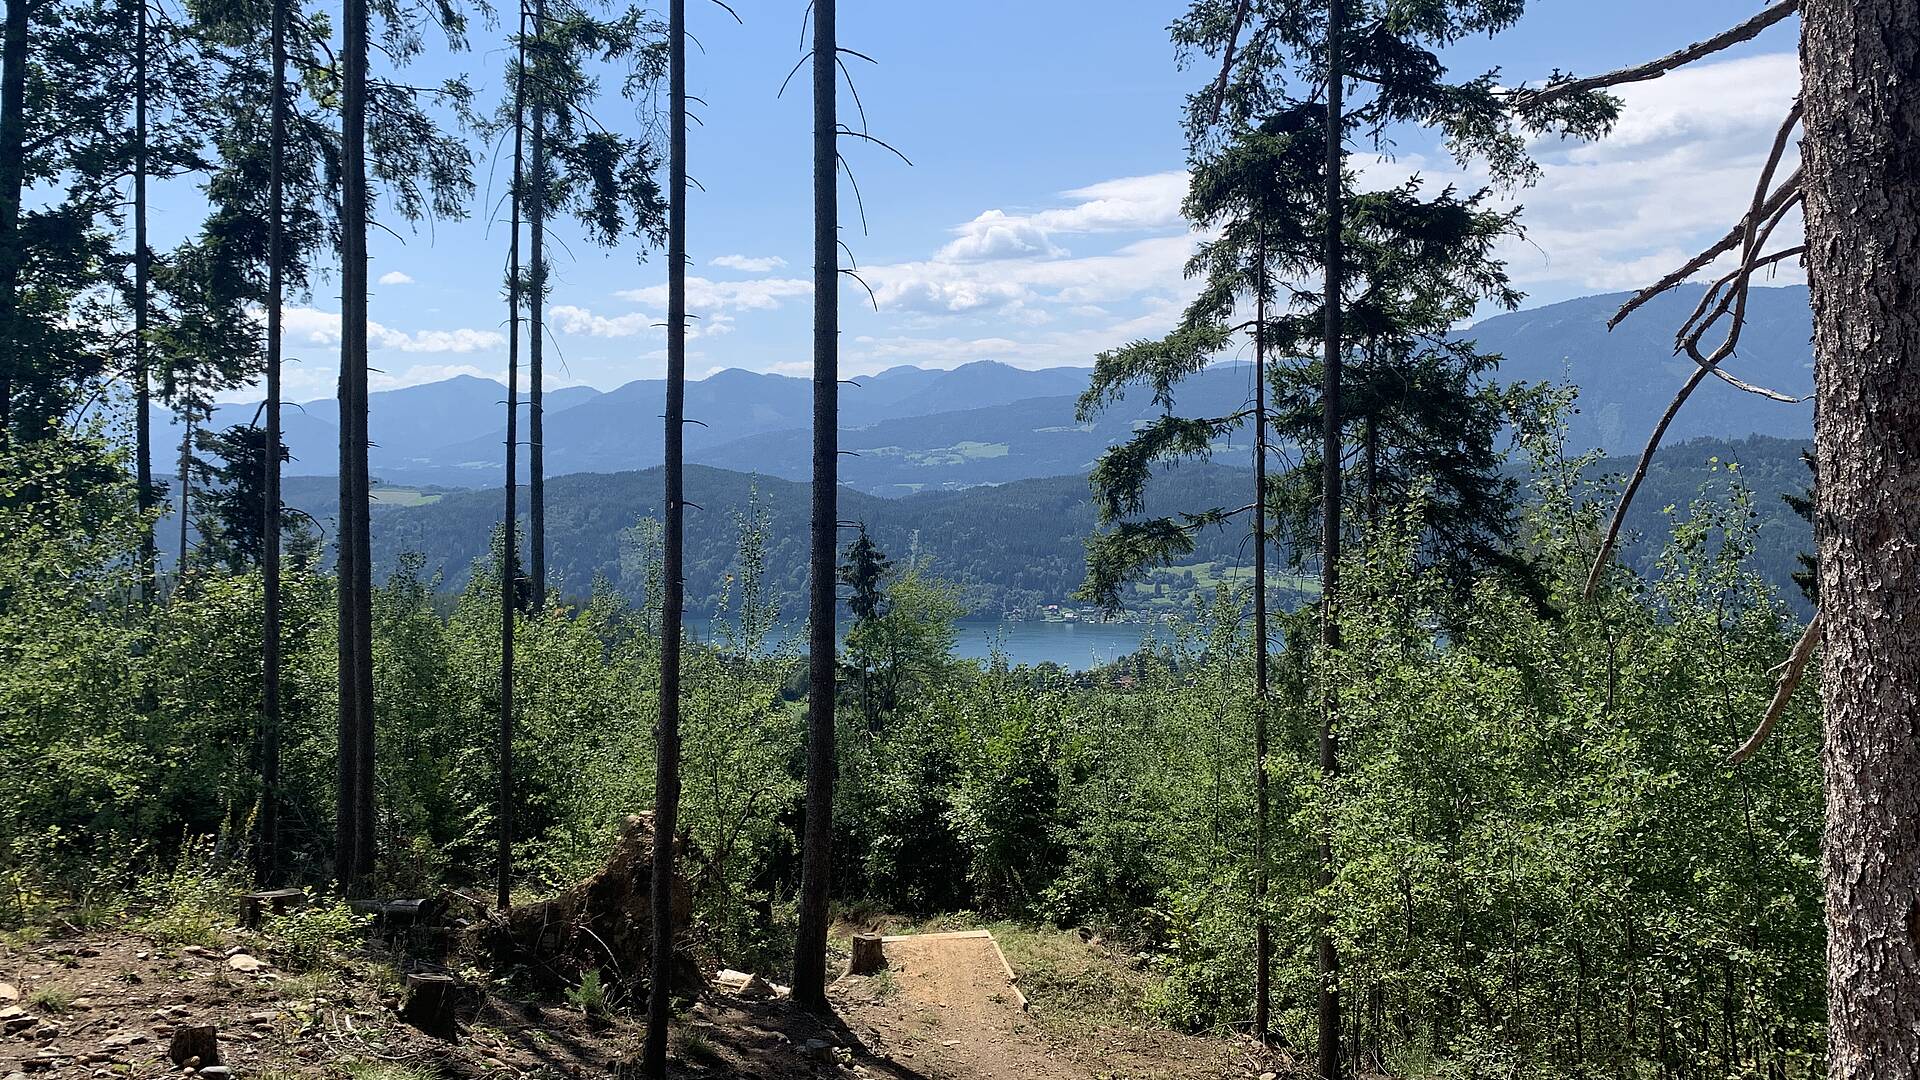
[177,393,192,578]
[336,0,373,891]
[134,0,154,599]
[258,0,286,883]
[0,0,26,437]
[1800,1,1920,1074]
[497,4,527,911]
[792,0,837,1013]
[1252,235,1271,1042]
[1316,0,1345,1076]
[644,0,686,1067]
[527,0,546,613]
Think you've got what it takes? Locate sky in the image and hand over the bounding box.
[160,0,1805,403]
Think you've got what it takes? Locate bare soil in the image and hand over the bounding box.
[0,923,1286,1080]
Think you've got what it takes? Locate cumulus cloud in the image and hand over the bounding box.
[550,303,732,340]
[377,270,415,286]
[710,254,787,273]
[281,307,504,354]
[934,171,1188,262]
[615,276,813,312]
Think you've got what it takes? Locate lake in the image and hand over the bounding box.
[684,616,1158,671]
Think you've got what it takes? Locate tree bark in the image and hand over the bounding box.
[1800,2,1920,1076]
[792,0,838,1014]
[498,4,527,911]
[1317,1,1344,1076]
[0,0,27,438]
[642,0,685,1070]
[527,0,547,614]
[1252,233,1271,1042]
[257,0,286,885]
[134,0,154,600]
[336,0,373,892]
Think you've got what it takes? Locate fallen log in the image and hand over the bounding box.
[476,813,699,996]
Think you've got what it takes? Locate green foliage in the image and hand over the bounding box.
[136,836,245,947]
[564,969,609,1015]
[258,900,370,972]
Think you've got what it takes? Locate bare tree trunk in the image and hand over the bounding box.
[643,0,686,1068]
[527,0,547,614]
[336,0,372,892]
[1252,232,1271,1043]
[134,0,154,600]
[1800,2,1920,1076]
[0,0,26,438]
[792,0,837,1014]
[177,391,192,580]
[497,3,527,911]
[1316,1,1345,1076]
[258,0,286,884]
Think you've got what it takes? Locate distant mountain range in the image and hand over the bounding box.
[249,434,1817,619]
[163,285,1814,496]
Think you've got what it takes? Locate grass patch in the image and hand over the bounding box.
[26,986,72,1013]
[677,1027,720,1064]
[565,970,610,1016]
[342,1058,440,1080]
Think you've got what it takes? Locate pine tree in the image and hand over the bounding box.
[792,0,838,1013]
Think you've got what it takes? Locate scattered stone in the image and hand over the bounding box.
[244,1012,274,1027]
[167,1025,218,1068]
[225,956,263,974]
[198,1066,232,1079]
[181,947,209,958]
[4,1012,39,1034]
[0,984,16,1002]
[800,1038,835,1063]
[3,1070,23,1080]
[1259,1073,1278,1080]
[101,1032,148,1049]
[68,999,92,1011]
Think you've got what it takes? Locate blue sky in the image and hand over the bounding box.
[180,0,1804,402]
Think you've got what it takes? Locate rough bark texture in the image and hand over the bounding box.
[1801,1,1920,1076]
[259,0,286,884]
[1252,247,1271,1041]
[643,0,686,1071]
[336,0,374,890]
[483,814,698,993]
[498,7,527,913]
[792,0,838,1014]
[527,0,547,614]
[1317,1,1344,1075]
[0,0,26,435]
[134,0,154,598]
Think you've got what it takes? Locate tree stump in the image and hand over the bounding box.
[240,888,308,929]
[850,933,887,976]
[168,1025,219,1067]
[400,973,461,1039]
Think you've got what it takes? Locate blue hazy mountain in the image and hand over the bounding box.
[155,286,1812,495]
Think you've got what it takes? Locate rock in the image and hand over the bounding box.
[100,1032,147,1049]
[198,1067,232,1079]
[245,1012,275,1026]
[0,984,16,1002]
[167,1025,218,1067]
[1260,1073,1278,1080]
[181,947,209,958]
[3,1070,23,1080]
[4,1012,38,1034]
[225,956,263,974]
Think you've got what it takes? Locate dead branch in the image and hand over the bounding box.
[1610,169,1802,330]
[1205,0,1253,127]
[1728,614,1822,764]
[1511,0,1800,109]
[1583,103,1806,599]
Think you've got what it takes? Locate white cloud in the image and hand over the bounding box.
[615,276,814,312]
[710,254,788,273]
[377,270,415,286]
[280,306,505,354]
[550,303,733,340]
[934,171,1188,262]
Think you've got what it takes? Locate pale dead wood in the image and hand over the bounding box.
[1511,0,1800,109]
[1728,614,1822,765]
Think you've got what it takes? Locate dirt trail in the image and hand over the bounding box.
[829,931,1257,1080]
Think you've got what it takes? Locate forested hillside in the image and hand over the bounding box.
[8,0,1916,1076]
[247,434,1819,618]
